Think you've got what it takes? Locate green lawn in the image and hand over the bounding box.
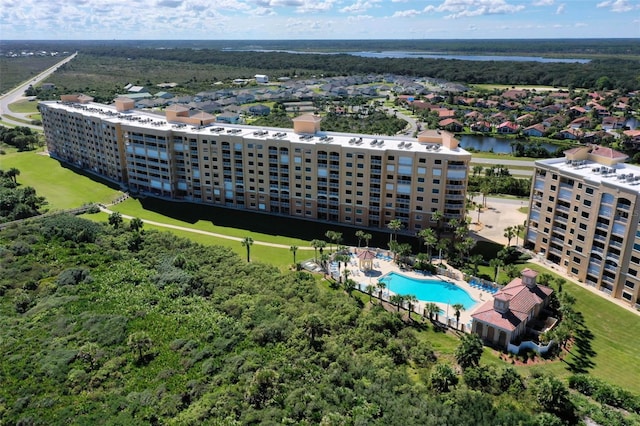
[1,150,123,210]
[7,99,40,114]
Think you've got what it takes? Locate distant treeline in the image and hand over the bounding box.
[3,38,640,56]
[81,46,640,91]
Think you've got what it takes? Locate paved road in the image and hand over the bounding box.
[0,52,77,128]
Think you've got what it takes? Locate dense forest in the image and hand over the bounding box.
[1,214,639,425]
[77,46,640,91]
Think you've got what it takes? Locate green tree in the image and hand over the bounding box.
[531,375,575,420]
[430,363,458,392]
[108,211,123,229]
[503,226,516,246]
[129,217,144,232]
[355,229,365,248]
[425,302,441,321]
[452,303,465,329]
[6,167,20,184]
[469,254,483,276]
[241,236,254,262]
[405,294,418,317]
[418,228,437,261]
[489,258,504,282]
[127,331,153,362]
[455,332,483,370]
[325,230,342,253]
[387,218,403,242]
[431,210,444,236]
[390,293,404,312]
[289,245,298,265]
[310,239,326,262]
[366,284,376,303]
[377,280,386,302]
[363,232,372,247]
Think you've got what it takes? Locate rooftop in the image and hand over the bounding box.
[535,156,640,191]
[40,100,470,156]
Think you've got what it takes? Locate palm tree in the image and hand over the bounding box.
[355,230,365,248]
[472,164,484,176]
[363,232,372,248]
[289,245,298,265]
[418,228,437,262]
[310,239,326,262]
[366,284,376,303]
[436,239,448,264]
[489,258,504,282]
[503,226,516,246]
[405,294,418,316]
[325,230,342,253]
[129,217,144,232]
[6,167,20,184]
[377,280,387,301]
[432,209,444,236]
[452,303,465,329]
[127,331,153,362]
[390,294,404,312]
[108,211,123,229]
[425,302,441,321]
[241,236,254,262]
[469,254,483,276]
[515,224,525,246]
[387,218,403,242]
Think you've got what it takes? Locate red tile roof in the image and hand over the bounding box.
[590,146,627,159]
[471,276,553,332]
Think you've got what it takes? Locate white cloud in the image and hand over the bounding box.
[424,0,526,19]
[392,9,421,17]
[596,0,637,12]
[347,14,374,21]
[556,3,565,13]
[532,0,554,5]
[340,0,379,14]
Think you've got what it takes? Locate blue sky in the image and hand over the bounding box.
[1,0,639,40]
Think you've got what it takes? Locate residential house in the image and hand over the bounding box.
[216,112,240,124]
[470,121,492,133]
[523,124,545,138]
[497,121,519,134]
[558,128,583,140]
[602,116,627,131]
[438,118,463,132]
[471,269,553,350]
[248,104,271,116]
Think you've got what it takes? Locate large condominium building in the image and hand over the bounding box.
[39,95,471,234]
[526,145,640,308]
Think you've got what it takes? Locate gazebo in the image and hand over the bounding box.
[356,249,376,271]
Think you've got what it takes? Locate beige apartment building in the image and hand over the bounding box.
[40,95,471,234]
[526,145,640,308]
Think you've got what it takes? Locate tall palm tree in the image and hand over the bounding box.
[387,218,403,242]
[355,230,365,248]
[503,226,516,247]
[363,232,372,248]
[289,245,298,265]
[425,303,441,321]
[241,237,254,262]
[418,228,437,262]
[377,281,387,301]
[325,230,342,253]
[366,284,376,304]
[390,294,404,312]
[405,294,418,316]
[515,224,525,246]
[310,239,326,262]
[431,210,444,236]
[452,303,465,329]
[469,254,483,277]
[489,258,504,282]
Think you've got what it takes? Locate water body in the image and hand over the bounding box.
[458,135,559,154]
[224,48,590,63]
[380,272,477,310]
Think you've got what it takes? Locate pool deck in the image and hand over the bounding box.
[345,249,487,329]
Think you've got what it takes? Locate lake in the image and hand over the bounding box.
[224,48,590,63]
[458,135,560,154]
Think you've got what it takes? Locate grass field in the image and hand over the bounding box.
[1,150,123,210]
[7,99,40,114]
[4,148,640,393]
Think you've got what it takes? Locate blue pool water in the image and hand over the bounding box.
[379,272,477,310]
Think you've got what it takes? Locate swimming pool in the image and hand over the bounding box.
[379,272,477,310]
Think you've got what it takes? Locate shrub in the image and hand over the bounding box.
[56,268,92,286]
[41,214,101,243]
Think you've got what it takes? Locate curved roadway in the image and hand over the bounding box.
[0,52,77,128]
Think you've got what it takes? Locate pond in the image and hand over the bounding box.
[458,134,560,154]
